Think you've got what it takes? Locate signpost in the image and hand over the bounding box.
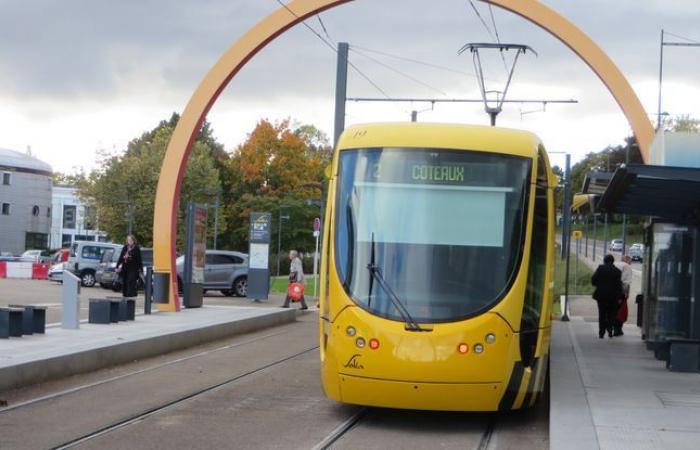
[312,217,321,299]
[183,203,207,308]
[248,212,272,300]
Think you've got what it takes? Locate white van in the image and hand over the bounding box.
[67,241,123,287]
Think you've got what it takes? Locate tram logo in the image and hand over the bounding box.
[343,354,364,370]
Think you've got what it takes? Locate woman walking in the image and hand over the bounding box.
[282,250,308,310]
[116,235,143,299]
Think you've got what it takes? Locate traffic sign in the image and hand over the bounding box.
[572,230,583,240]
[313,217,321,232]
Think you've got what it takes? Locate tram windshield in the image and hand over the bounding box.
[335,148,531,323]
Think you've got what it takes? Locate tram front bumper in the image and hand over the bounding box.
[336,374,503,411]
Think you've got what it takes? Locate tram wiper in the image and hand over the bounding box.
[366,233,427,332]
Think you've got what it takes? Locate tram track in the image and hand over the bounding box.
[0,329,293,414]
[49,345,320,450]
[312,406,499,450]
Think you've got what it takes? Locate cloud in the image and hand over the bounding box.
[0,0,699,170]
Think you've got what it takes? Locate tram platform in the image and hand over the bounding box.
[0,304,297,392]
[550,295,700,450]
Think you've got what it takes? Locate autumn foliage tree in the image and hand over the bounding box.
[219,119,327,255]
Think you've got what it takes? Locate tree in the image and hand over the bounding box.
[79,116,222,248]
[666,114,700,133]
[218,119,325,252]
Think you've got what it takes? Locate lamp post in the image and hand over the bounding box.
[276,205,291,277]
[549,151,571,321]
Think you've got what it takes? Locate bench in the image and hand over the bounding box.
[8,304,47,335]
[106,297,136,321]
[88,299,121,324]
[0,307,24,338]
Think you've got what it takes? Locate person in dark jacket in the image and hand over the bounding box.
[591,254,623,339]
[116,235,143,298]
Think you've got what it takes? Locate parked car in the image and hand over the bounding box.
[175,250,248,297]
[19,249,52,263]
[48,262,65,282]
[609,239,624,252]
[66,241,123,287]
[0,252,17,262]
[51,248,71,264]
[97,247,153,290]
[629,243,644,261]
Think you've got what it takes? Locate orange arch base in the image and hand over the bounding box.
[152,0,654,310]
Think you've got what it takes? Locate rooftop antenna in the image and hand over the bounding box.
[458,43,537,126]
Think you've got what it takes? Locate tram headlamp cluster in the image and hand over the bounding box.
[485,333,496,344]
[473,343,485,354]
[346,326,356,337]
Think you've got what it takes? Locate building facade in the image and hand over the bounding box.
[50,185,107,249]
[0,148,53,254]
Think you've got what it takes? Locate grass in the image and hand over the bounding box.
[567,222,644,246]
[270,275,319,297]
[553,244,595,315]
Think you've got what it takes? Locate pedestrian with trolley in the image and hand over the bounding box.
[591,254,623,339]
[116,235,143,299]
[613,255,633,336]
[282,250,308,310]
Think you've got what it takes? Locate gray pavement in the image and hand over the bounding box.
[551,299,700,449]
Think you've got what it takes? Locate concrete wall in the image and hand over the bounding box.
[0,170,52,254]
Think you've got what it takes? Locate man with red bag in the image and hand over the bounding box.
[282,250,308,310]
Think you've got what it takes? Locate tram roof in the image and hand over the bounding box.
[337,122,542,159]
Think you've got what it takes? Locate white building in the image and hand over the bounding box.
[0,148,53,254]
[50,185,107,249]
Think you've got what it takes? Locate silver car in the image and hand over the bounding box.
[629,243,644,261]
[609,239,624,252]
[176,250,248,297]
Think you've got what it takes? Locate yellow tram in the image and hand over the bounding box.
[318,123,555,411]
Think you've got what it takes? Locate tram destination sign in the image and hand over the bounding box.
[367,160,510,187]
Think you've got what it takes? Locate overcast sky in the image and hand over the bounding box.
[1,0,699,173]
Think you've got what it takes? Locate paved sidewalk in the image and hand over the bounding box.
[551,300,700,449]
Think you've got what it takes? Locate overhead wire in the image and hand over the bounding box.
[317,15,333,42]
[467,0,497,41]
[349,46,449,96]
[349,45,477,78]
[272,0,394,101]
[487,4,510,76]
[665,31,700,45]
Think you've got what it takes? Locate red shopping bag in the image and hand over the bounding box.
[617,298,629,323]
[288,283,305,302]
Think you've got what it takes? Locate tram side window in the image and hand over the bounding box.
[522,152,549,331]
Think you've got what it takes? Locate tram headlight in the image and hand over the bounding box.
[369,338,380,350]
[346,326,356,337]
[457,343,469,354]
[473,343,485,354]
[485,333,496,344]
[356,337,366,348]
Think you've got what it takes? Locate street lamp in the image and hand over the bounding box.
[549,151,571,322]
[276,205,291,276]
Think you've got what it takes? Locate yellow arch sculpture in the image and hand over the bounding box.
[153,0,655,310]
